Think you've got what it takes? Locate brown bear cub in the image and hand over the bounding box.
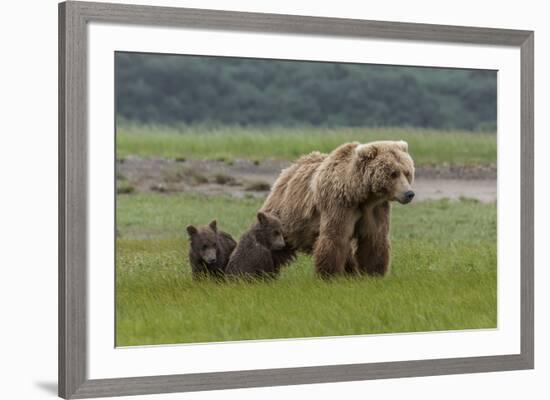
[186,220,236,280]
[225,212,286,279]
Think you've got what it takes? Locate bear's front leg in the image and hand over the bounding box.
[355,202,391,276]
[314,209,358,278]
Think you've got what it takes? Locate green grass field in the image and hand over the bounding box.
[117,124,496,166]
[116,193,497,346]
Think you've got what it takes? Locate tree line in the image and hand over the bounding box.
[115,52,496,131]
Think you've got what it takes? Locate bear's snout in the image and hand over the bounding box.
[400,190,415,204]
[272,236,286,250]
[202,248,217,264]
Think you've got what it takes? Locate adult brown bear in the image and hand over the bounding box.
[261,140,415,277]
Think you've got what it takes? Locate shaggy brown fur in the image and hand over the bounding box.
[225,212,286,279]
[261,140,415,277]
[186,220,236,280]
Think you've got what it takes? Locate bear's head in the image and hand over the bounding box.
[186,220,219,264]
[254,212,286,250]
[355,140,415,204]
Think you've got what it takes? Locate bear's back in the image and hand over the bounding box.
[263,151,326,213]
[225,230,273,277]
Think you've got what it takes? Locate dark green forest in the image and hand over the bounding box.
[115,52,497,131]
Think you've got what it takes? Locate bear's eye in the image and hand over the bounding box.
[390,171,399,179]
[273,230,280,236]
[202,244,208,250]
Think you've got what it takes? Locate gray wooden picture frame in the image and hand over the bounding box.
[59,1,534,398]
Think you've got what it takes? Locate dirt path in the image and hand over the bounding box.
[412,179,495,203]
[117,157,496,203]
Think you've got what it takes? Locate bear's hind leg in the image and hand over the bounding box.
[344,240,360,276]
[314,210,357,278]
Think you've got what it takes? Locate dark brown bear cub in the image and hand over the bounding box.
[186,220,236,280]
[225,212,286,279]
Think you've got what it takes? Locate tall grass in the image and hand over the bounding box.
[117,124,496,166]
[116,194,496,346]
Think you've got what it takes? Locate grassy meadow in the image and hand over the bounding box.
[117,124,497,166]
[116,193,497,346]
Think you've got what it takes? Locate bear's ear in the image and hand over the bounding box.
[186,225,198,237]
[209,220,217,232]
[396,140,408,152]
[257,212,268,225]
[356,143,378,161]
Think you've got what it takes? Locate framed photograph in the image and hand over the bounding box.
[59,1,534,398]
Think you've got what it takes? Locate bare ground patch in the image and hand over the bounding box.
[117,156,496,202]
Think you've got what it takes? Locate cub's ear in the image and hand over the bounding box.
[356,143,378,161]
[186,225,198,237]
[209,220,217,232]
[397,140,408,152]
[257,212,268,225]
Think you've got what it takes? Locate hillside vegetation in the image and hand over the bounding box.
[116,53,496,131]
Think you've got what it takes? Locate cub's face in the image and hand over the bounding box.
[186,220,219,264]
[257,212,286,250]
[356,140,415,204]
